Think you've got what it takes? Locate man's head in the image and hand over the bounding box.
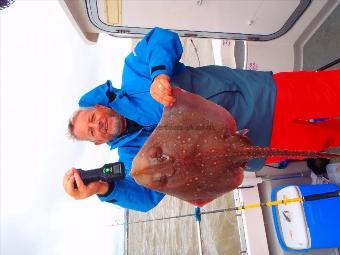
[68,105,127,145]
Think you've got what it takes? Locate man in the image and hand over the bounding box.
[63,27,340,212]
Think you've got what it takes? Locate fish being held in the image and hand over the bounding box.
[130,88,340,207]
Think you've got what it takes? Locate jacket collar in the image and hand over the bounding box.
[107,129,142,150]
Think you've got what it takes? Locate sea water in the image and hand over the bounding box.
[128,192,241,255]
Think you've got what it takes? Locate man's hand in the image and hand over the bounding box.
[63,168,109,200]
[150,74,176,107]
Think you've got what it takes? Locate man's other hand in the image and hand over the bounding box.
[63,168,109,200]
[150,74,176,107]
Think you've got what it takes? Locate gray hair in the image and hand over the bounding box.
[67,107,93,141]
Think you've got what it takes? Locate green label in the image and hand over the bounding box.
[103,167,113,174]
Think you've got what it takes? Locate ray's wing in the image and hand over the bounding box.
[131,87,244,206]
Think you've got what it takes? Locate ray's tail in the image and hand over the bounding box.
[243,146,340,160]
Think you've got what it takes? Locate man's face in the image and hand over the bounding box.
[73,105,126,145]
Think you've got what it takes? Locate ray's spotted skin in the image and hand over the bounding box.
[130,88,340,207]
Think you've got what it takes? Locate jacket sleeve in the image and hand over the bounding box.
[97,176,165,212]
[133,27,183,80]
[97,146,165,212]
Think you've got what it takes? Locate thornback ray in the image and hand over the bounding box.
[131,88,340,207]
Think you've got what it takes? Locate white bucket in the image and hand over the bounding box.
[326,163,340,184]
[276,186,311,250]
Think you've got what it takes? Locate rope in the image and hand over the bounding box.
[111,190,339,227]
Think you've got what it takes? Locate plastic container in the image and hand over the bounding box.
[271,184,340,252]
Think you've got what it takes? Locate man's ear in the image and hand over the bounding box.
[95,105,108,110]
[94,140,105,145]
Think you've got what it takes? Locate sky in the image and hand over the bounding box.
[0,1,132,254]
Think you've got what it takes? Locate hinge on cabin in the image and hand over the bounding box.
[248,37,260,41]
[116,29,130,34]
[184,33,198,37]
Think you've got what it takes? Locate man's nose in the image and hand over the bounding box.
[89,122,99,129]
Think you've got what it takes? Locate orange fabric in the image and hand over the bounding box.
[266,69,340,163]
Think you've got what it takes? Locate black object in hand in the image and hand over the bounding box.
[74,162,125,189]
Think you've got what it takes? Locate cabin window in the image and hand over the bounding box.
[85,0,311,41]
